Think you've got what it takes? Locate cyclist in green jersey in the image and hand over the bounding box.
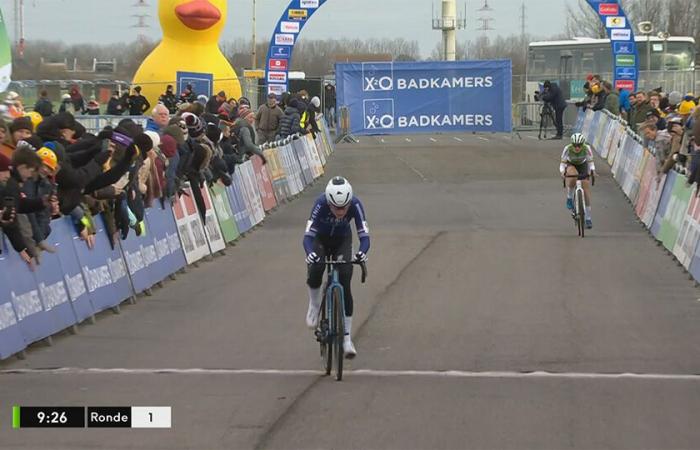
[560,133,596,229]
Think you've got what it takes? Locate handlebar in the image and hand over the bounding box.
[323,258,368,284]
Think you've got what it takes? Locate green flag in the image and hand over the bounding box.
[0,8,12,92]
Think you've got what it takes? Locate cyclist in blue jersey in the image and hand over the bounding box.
[304,176,370,359]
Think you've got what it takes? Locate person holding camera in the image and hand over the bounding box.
[540,80,567,140]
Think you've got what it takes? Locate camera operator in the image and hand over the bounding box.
[540,80,567,140]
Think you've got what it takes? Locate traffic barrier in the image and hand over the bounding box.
[0,116,337,360]
[74,115,149,135]
[209,184,240,243]
[575,109,700,286]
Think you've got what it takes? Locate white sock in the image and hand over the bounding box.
[566,187,574,199]
[585,206,591,220]
[308,287,322,309]
[344,316,352,337]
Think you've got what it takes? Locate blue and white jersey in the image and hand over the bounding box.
[303,194,370,254]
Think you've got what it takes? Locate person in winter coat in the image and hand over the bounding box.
[254,93,283,144]
[304,96,321,138]
[69,86,86,114]
[277,98,302,138]
[619,89,632,119]
[33,90,54,118]
[205,91,226,115]
[541,80,567,139]
[85,98,101,115]
[128,86,151,116]
[235,110,267,164]
[58,94,73,114]
[107,91,124,115]
[159,85,178,114]
[602,82,620,115]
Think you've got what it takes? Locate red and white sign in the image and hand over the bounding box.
[274,33,295,45]
[268,71,288,83]
[615,79,635,91]
[598,3,619,15]
[269,59,288,71]
[280,21,300,33]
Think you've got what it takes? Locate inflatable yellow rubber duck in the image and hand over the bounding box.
[132,0,242,108]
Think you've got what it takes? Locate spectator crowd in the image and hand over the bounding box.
[0,83,327,271]
[577,74,700,184]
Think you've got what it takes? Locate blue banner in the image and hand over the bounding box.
[72,215,133,313]
[49,218,94,323]
[145,206,186,284]
[118,227,158,295]
[0,238,27,359]
[585,0,639,92]
[228,178,253,234]
[177,71,213,98]
[336,60,512,135]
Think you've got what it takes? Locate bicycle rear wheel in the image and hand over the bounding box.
[332,288,345,381]
[319,296,332,375]
[577,192,585,238]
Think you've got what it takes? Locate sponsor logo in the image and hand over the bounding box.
[615,79,635,91]
[300,0,319,8]
[606,16,626,28]
[280,21,300,33]
[269,58,288,70]
[268,71,288,83]
[288,9,308,20]
[598,3,619,15]
[274,33,295,45]
[363,99,395,129]
[362,62,394,91]
[615,67,637,80]
[613,42,634,54]
[271,46,290,58]
[610,29,631,41]
[615,54,635,66]
[268,83,285,96]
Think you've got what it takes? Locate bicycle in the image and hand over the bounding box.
[538,102,556,140]
[314,257,367,381]
[564,172,595,237]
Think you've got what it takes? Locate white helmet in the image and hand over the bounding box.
[325,176,353,208]
[571,133,586,145]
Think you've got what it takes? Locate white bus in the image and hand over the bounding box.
[526,36,697,100]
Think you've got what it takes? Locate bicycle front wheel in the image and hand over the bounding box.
[320,296,332,375]
[332,288,345,381]
[577,192,585,238]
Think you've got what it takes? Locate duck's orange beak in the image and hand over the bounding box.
[175,0,221,30]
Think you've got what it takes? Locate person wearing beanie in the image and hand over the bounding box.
[86,97,101,116]
[182,112,205,138]
[255,93,283,144]
[305,96,322,138]
[678,100,695,117]
[278,97,302,138]
[0,116,34,159]
[160,126,183,199]
[0,151,34,264]
[59,93,73,114]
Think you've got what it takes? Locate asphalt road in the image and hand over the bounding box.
[2,132,700,450]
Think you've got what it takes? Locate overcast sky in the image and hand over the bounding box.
[0,0,568,56]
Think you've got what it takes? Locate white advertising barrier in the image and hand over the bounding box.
[610,130,627,179]
[599,116,618,159]
[302,135,324,179]
[199,185,227,254]
[171,185,210,264]
[581,108,595,139]
[240,161,266,225]
[621,139,645,202]
[314,134,327,166]
[592,113,610,152]
[672,186,700,268]
[280,145,303,195]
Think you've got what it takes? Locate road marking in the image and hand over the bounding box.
[477,137,490,141]
[394,155,428,182]
[453,137,463,142]
[405,138,412,143]
[429,138,437,143]
[3,368,700,381]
